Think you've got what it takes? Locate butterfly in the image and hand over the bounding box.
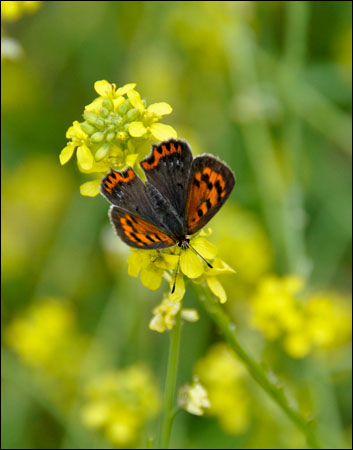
[100,139,235,272]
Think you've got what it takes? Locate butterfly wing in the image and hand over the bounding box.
[109,206,176,249]
[140,139,193,221]
[185,155,236,235]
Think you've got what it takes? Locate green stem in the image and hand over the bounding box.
[159,308,182,449]
[193,283,322,449]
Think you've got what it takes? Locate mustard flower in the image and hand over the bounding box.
[81,365,161,447]
[126,228,234,332]
[194,342,250,434]
[60,80,177,196]
[178,377,210,416]
[250,275,352,359]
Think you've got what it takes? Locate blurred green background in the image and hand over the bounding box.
[2,1,352,449]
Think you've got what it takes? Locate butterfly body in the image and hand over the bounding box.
[101,139,235,250]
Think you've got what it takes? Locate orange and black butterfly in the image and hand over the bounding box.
[101,139,235,255]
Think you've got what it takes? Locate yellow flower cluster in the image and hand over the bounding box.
[251,275,352,359]
[194,342,250,434]
[178,377,210,416]
[60,80,177,197]
[126,229,235,332]
[81,365,161,447]
[1,1,42,22]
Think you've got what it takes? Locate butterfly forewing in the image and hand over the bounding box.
[140,139,193,221]
[109,206,176,249]
[185,155,235,235]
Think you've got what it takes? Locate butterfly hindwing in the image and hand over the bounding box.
[109,206,176,249]
[101,167,163,227]
[140,139,193,221]
[185,154,236,234]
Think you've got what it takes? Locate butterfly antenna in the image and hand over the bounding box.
[188,244,213,269]
[171,252,181,294]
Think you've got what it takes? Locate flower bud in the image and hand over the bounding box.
[106,132,116,142]
[80,122,97,135]
[118,100,131,114]
[126,108,139,122]
[102,98,114,111]
[95,142,111,161]
[90,132,105,143]
[100,106,109,118]
[117,131,128,140]
[83,111,100,125]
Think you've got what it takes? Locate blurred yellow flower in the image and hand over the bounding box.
[1,1,42,22]
[81,365,161,447]
[60,80,177,196]
[251,275,352,359]
[194,342,250,434]
[178,378,210,416]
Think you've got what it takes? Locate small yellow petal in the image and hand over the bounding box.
[150,123,177,141]
[79,179,101,197]
[77,144,94,171]
[171,273,185,302]
[191,238,217,260]
[180,249,204,279]
[128,121,147,137]
[94,80,113,97]
[115,83,136,96]
[207,277,227,303]
[154,253,179,271]
[127,251,143,277]
[113,96,125,111]
[85,97,103,113]
[140,268,163,290]
[59,143,76,165]
[127,89,145,111]
[147,102,173,116]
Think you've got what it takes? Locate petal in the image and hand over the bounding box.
[115,83,136,96]
[140,268,163,290]
[206,257,236,275]
[180,249,204,279]
[155,253,179,271]
[150,123,177,141]
[147,102,173,116]
[171,273,185,302]
[85,97,103,113]
[113,96,125,111]
[128,121,147,137]
[191,238,218,260]
[59,143,76,165]
[149,314,166,333]
[127,89,145,111]
[206,277,227,303]
[94,80,113,97]
[125,153,139,167]
[181,309,199,322]
[127,251,143,277]
[66,121,87,140]
[79,179,101,197]
[77,144,94,171]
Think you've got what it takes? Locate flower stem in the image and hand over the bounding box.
[159,308,182,449]
[193,283,322,449]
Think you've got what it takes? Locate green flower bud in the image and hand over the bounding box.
[106,132,116,142]
[80,122,97,135]
[95,142,111,161]
[100,106,109,118]
[123,123,130,132]
[142,98,147,107]
[118,99,131,114]
[83,111,100,125]
[91,132,105,143]
[102,98,114,111]
[126,108,139,122]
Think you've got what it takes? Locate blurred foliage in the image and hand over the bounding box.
[1,1,352,449]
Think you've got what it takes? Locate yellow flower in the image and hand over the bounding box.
[194,342,250,434]
[251,276,352,359]
[178,378,211,416]
[81,365,161,447]
[60,80,177,196]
